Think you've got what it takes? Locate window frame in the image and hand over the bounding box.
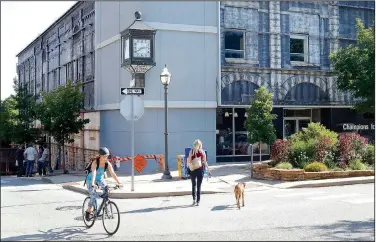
[224,29,246,59]
[289,34,309,63]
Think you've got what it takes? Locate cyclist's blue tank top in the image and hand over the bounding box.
[86,166,105,182]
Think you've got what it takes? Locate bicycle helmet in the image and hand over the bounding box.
[98,147,110,156]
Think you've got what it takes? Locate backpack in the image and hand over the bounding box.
[83,157,109,186]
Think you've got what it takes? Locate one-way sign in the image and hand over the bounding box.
[121,87,145,95]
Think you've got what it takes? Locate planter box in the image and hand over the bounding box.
[252,161,375,181]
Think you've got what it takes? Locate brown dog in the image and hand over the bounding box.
[234,182,246,209]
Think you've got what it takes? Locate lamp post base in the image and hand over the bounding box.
[161,171,172,180]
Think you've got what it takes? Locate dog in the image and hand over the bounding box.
[234,182,246,209]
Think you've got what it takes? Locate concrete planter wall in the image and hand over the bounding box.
[252,160,375,181]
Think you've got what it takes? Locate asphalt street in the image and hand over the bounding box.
[1,176,375,241]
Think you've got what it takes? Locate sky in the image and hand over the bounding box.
[1,1,76,100]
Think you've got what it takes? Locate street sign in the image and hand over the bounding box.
[119,94,145,192]
[121,87,145,95]
[119,95,144,121]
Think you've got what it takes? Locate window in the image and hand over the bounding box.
[290,35,308,62]
[224,30,245,59]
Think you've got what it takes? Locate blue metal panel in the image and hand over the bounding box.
[339,39,356,48]
[284,83,329,105]
[258,11,270,68]
[322,18,330,68]
[221,81,260,105]
[339,6,374,39]
[280,14,290,68]
[258,1,269,10]
[280,2,289,11]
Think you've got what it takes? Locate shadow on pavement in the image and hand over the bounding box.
[56,205,83,211]
[9,188,58,193]
[1,177,49,187]
[1,226,110,241]
[277,219,375,241]
[122,204,192,214]
[211,205,238,211]
[2,200,83,209]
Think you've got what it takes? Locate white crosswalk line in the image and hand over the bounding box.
[274,191,326,198]
[307,193,362,201]
[341,198,374,204]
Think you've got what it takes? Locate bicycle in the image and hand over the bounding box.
[82,184,122,235]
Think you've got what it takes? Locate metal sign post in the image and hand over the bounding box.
[131,95,135,191]
[120,86,145,192]
[249,144,253,179]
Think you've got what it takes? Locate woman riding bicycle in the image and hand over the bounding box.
[85,147,121,221]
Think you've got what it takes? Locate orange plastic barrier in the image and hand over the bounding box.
[108,154,165,173]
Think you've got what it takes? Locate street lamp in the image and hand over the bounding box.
[160,65,172,180]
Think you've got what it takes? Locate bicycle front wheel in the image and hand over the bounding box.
[102,201,120,235]
[82,197,95,228]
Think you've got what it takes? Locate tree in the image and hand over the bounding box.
[330,19,375,114]
[244,86,277,162]
[37,81,89,173]
[12,78,41,144]
[0,78,40,146]
[0,97,17,147]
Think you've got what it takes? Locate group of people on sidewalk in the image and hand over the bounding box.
[15,143,56,177]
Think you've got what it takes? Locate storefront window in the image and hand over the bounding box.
[234,108,248,155]
[216,107,270,159]
[216,108,233,156]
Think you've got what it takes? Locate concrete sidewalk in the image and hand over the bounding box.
[35,162,374,199]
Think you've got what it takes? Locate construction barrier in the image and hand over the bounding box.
[108,154,165,173]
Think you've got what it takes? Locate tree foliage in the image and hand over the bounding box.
[0,78,40,146]
[330,19,375,113]
[0,96,17,146]
[37,81,89,146]
[244,86,277,146]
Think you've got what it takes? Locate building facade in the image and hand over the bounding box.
[217,1,375,162]
[16,1,374,170]
[16,1,219,173]
[95,1,219,172]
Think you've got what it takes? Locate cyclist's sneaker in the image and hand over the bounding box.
[85,211,94,221]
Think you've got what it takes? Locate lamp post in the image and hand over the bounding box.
[160,65,172,180]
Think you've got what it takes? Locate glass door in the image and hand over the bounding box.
[298,119,310,132]
[284,119,297,138]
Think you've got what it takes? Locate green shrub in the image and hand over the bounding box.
[291,122,338,147]
[362,144,375,166]
[332,167,344,171]
[348,159,367,170]
[323,151,337,169]
[275,162,293,170]
[304,162,328,172]
[289,139,315,169]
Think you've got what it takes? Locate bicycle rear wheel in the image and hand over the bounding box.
[102,201,120,235]
[82,197,95,228]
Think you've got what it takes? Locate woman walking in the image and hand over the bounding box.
[187,139,208,206]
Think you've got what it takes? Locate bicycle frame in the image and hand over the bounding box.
[91,189,111,218]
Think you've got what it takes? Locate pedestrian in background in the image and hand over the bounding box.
[43,144,52,174]
[187,139,208,206]
[37,145,46,176]
[55,146,61,170]
[16,145,25,177]
[24,143,37,177]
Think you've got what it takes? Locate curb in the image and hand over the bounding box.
[274,177,375,189]
[62,185,227,199]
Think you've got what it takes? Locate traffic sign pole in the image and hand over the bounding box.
[119,86,145,192]
[131,95,135,192]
